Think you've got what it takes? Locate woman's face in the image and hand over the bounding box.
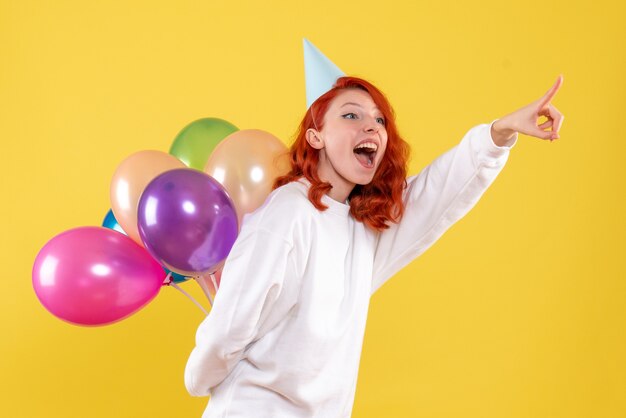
[308,88,388,199]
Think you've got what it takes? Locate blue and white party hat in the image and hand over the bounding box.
[303,38,345,108]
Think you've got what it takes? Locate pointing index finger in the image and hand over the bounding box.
[538,74,564,109]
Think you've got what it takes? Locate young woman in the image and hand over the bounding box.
[185,76,564,417]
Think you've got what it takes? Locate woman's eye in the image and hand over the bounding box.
[376,117,386,125]
[342,113,358,120]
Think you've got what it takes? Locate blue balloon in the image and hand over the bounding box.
[102,209,189,284]
[102,209,126,234]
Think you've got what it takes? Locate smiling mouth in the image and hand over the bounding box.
[353,142,378,168]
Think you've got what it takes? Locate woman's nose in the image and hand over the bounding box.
[363,117,379,132]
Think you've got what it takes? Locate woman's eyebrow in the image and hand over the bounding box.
[340,102,380,111]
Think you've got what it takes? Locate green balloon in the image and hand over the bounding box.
[169,118,238,170]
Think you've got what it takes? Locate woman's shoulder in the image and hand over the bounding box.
[240,178,314,231]
[263,178,312,212]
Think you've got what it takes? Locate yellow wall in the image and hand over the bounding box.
[1,0,624,416]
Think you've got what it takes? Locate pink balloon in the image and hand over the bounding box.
[33,227,165,326]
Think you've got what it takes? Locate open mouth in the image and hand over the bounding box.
[353,142,378,168]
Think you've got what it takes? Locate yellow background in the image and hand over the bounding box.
[1,0,624,416]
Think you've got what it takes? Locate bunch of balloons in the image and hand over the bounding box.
[33,118,289,326]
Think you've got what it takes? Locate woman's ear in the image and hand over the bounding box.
[305,128,324,150]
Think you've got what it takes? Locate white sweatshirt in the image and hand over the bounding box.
[185,121,517,418]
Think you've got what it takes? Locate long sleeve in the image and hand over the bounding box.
[184,226,296,397]
[371,120,517,293]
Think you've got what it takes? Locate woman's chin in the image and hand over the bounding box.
[352,172,377,186]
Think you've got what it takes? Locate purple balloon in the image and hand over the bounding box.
[32,227,165,326]
[137,168,238,276]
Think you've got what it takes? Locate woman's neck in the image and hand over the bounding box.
[326,185,351,204]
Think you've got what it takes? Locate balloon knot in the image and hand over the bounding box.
[163,272,173,286]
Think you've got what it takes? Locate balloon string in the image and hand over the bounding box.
[169,281,209,316]
[209,273,219,293]
[194,276,214,307]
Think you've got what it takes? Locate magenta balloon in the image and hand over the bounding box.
[137,168,239,276]
[32,227,165,326]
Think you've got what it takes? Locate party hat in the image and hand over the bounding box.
[303,38,345,108]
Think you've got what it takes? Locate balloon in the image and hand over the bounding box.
[204,129,290,225]
[102,208,126,234]
[32,227,165,326]
[137,168,239,276]
[101,209,189,284]
[169,118,238,170]
[110,150,185,246]
[163,269,189,284]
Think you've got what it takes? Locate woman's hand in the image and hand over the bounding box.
[491,75,565,146]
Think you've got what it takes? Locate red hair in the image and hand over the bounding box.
[273,76,411,232]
